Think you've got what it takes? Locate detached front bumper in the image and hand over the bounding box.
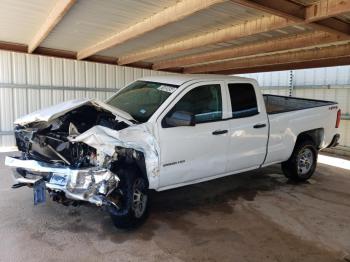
[5,156,119,206]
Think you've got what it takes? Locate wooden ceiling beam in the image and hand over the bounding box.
[231,0,350,36]
[230,0,305,21]
[28,0,76,53]
[312,18,350,36]
[119,0,350,65]
[153,31,346,70]
[305,0,350,22]
[118,15,294,65]
[230,0,350,25]
[77,0,227,60]
[213,57,350,74]
[184,43,350,73]
[0,41,28,53]
[0,41,155,70]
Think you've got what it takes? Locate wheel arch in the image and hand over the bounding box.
[296,128,324,149]
[283,128,323,161]
[110,149,150,189]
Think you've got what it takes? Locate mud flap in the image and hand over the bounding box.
[33,179,46,205]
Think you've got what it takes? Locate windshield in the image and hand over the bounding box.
[106,81,178,123]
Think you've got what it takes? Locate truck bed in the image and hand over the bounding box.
[263,94,336,114]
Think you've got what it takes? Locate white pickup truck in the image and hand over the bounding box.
[5,74,341,228]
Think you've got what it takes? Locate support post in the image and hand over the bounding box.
[289,70,294,97]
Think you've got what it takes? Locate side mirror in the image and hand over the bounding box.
[165,111,195,127]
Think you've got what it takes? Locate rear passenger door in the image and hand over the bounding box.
[225,82,268,173]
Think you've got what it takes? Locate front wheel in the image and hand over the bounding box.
[281,140,318,182]
[108,166,149,229]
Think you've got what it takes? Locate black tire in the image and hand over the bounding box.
[108,166,149,229]
[281,139,318,182]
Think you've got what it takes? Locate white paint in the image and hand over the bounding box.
[146,75,337,190]
[239,66,350,148]
[4,74,340,191]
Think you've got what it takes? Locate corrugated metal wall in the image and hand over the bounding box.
[1,50,349,149]
[0,50,174,148]
[240,67,350,148]
[242,66,350,86]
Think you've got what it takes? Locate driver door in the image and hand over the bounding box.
[156,81,230,188]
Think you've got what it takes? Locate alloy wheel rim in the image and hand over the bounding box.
[132,179,147,218]
[297,148,314,175]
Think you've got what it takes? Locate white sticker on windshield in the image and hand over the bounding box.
[157,85,177,93]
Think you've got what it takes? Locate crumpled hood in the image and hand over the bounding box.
[13,98,161,189]
[70,123,160,179]
[14,98,135,126]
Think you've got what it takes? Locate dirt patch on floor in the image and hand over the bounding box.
[0,153,349,262]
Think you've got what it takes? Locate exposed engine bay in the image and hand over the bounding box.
[15,104,129,168]
[6,99,160,210]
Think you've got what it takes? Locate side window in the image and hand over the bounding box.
[167,84,222,124]
[228,83,258,118]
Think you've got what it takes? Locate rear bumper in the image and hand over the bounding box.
[5,156,119,206]
[327,134,340,148]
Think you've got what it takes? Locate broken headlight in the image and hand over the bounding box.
[66,168,119,197]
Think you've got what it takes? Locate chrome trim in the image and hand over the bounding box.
[5,156,119,206]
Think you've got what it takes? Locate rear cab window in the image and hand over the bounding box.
[228,83,258,118]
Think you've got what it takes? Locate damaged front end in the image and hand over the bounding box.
[6,156,119,206]
[6,98,159,209]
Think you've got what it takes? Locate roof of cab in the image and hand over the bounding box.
[139,74,253,86]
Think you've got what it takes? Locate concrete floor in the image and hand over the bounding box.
[1,153,350,262]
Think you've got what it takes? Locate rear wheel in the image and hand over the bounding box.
[281,140,318,182]
[108,166,149,229]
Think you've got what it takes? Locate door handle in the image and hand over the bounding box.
[253,123,266,129]
[212,130,228,135]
